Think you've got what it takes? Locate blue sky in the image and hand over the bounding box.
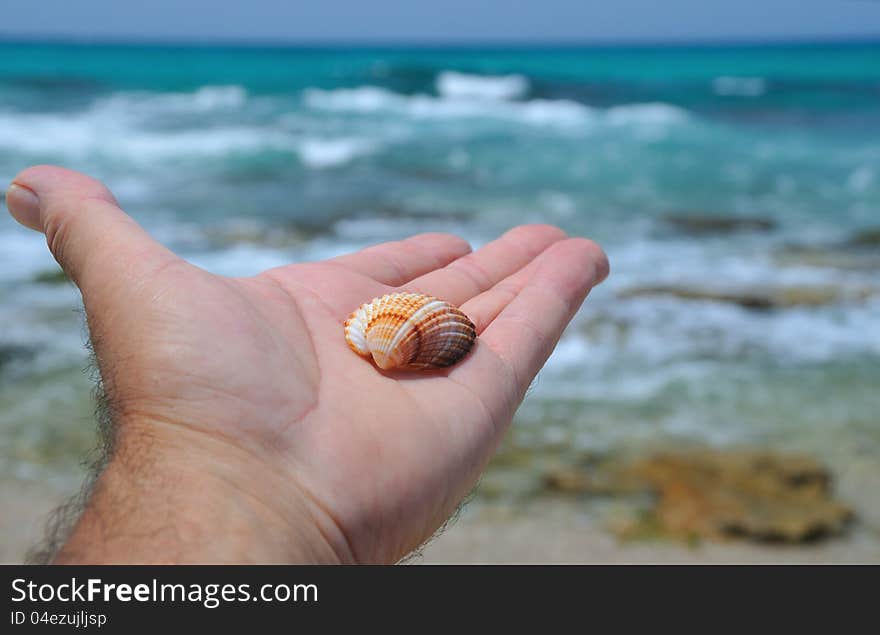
[1,0,879,43]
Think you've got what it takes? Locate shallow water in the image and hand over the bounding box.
[0,42,878,496]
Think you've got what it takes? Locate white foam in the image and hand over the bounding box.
[524,285,880,408]
[712,76,767,97]
[609,238,856,291]
[0,220,57,282]
[0,104,380,169]
[183,244,294,277]
[0,110,284,161]
[0,85,272,164]
[848,166,874,193]
[516,99,596,126]
[515,232,880,403]
[189,85,248,110]
[95,85,248,115]
[605,103,690,126]
[296,137,377,169]
[303,85,693,131]
[116,128,292,160]
[332,216,472,243]
[435,71,529,101]
[304,86,387,112]
[304,85,595,127]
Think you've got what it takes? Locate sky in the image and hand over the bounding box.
[1,0,879,43]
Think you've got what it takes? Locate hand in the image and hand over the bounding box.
[6,166,608,564]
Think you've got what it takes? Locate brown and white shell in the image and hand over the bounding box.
[344,293,476,370]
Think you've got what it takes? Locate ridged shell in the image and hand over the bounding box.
[344,293,476,370]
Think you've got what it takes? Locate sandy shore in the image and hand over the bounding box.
[417,500,880,564]
[3,476,878,564]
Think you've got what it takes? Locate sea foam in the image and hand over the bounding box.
[435,71,529,101]
[0,111,286,161]
[95,85,248,115]
[303,84,594,126]
[0,99,376,168]
[303,84,692,130]
[605,103,691,126]
[296,138,377,169]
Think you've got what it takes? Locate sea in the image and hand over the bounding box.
[0,41,878,509]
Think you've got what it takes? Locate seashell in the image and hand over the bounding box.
[344,292,476,370]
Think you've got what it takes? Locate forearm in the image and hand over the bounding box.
[54,423,344,564]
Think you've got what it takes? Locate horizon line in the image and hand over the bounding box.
[1,32,880,50]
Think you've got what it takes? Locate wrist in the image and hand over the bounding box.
[55,418,350,564]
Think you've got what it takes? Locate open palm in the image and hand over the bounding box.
[7,166,608,563]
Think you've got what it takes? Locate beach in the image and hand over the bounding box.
[1,41,879,563]
[419,501,880,564]
[4,456,879,563]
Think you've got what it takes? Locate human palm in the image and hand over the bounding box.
[7,166,608,563]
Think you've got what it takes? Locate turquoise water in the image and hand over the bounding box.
[0,41,878,486]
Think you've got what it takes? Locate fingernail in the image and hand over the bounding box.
[6,183,42,231]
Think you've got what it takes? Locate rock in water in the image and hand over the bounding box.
[845,227,880,249]
[618,450,854,543]
[661,213,777,236]
[775,245,880,271]
[0,344,36,373]
[617,284,875,309]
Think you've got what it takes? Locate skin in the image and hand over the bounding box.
[5,165,609,564]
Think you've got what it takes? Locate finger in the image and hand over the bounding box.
[456,238,608,403]
[6,165,178,292]
[406,224,567,306]
[329,232,471,286]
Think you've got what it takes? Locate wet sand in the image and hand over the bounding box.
[417,500,880,564]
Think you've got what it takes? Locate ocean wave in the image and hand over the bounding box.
[183,244,295,277]
[522,287,880,411]
[0,104,376,168]
[600,294,880,365]
[0,224,58,282]
[296,137,377,169]
[94,85,248,115]
[0,110,284,160]
[303,85,593,126]
[847,166,875,193]
[304,85,692,129]
[561,235,880,374]
[435,71,529,101]
[605,103,691,126]
[712,76,767,97]
[332,216,473,243]
[0,84,268,165]
[0,85,263,162]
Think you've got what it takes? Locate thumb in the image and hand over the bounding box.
[6,165,178,292]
